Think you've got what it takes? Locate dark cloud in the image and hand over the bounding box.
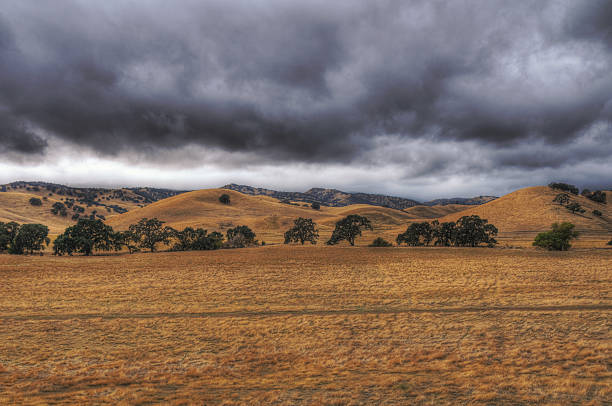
[0,0,610,187]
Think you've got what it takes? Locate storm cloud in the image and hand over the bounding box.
[0,0,610,195]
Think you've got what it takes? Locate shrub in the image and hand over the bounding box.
[219,194,231,205]
[29,197,42,206]
[311,202,321,210]
[533,222,578,251]
[369,237,393,247]
[593,209,602,217]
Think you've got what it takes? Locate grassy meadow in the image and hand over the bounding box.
[1,246,610,404]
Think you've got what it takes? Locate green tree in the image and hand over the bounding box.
[226,225,257,248]
[172,227,224,251]
[396,222,433,246]
[454,215,498,247]
[593,209,602,217]
[9,224,50,255]
[128,218,174,252]
[327,215,372,246]
[0,221,20,252]
[369,237,393,247]
[533,222,579,251]
[284,217,319,245]
[432,220,457,247]
[29,197,42,206]
[113,230,140,254]
[53,218,115,256]
[311,202,320,210]
[219,194,231,205]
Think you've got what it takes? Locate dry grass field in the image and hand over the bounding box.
[1,246,610,404]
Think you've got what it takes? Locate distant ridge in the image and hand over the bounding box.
[424,196,497,206]
[223,184,496,210]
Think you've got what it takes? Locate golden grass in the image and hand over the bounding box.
[440,187,612,246]
[0,246,610,404]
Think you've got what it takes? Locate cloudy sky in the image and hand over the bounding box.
[0,0,610,200]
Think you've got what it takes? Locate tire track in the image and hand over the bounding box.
[2,304,611,321]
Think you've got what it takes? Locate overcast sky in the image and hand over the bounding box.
[0,0,610,200]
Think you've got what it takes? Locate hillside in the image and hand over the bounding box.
[0,181,186,232]
[423,196,497,206]
[224,184,421,209]
[224,183,499,210]
[107,188,422,244]
[401,204,471,218]
[439,186,611,245]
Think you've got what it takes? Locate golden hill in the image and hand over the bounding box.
[0,192,77,234]
[439,186,611,245]
[107,189,422,244]
[403,204,471,219]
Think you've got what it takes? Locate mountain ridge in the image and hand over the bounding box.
[223,183,497,210]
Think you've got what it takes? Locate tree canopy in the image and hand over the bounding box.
[284,217,319,245]
[53,218,116,256]
[327,215,372,246]
[9,223,50,255]
[226,225,257,248]
[128,218,174,252]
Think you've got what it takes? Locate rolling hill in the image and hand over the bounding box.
[106,188,425,244]
[0,181,187,233]
[439,186,611,245]
[108,186,611,247]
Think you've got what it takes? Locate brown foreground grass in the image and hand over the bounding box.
[0,246,610,404]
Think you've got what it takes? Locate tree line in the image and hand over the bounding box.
[0,218,259,256]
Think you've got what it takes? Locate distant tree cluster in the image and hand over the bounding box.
[396,215,498,247]
[552,193,585,215]
[533,222,579,251]
[581,189,607,204]
[0,221,49,255]
[548,182,579,195]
